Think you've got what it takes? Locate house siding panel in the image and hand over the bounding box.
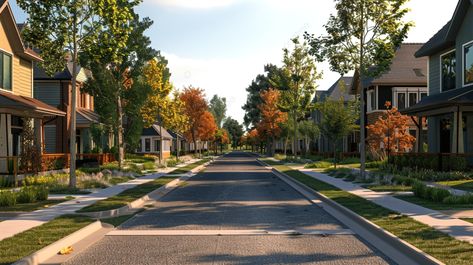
[0,20,13,53]
[44,125,57,153]
[456,5,473,88]
[429,53,441,95]
[34,82,61,107]
[13,57,32,97]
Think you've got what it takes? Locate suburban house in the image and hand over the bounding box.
[0,0,65,173]
[137,124,173,159]
[312,76,359,154]
[32,59,100,154]
[403,0,473,154]
[361,43,429,152]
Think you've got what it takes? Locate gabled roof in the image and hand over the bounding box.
[350,43,427,93]
[76,108,100,126]
[316,77,355,103]
[416,0,473,57]
[0,1,42,62]
[142,124,173,140]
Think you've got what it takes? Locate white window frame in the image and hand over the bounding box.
[367,89,377,112]
[440,49,457,92]
[462,40,473,88]
[0,48,14,93]
[392,87,428,109]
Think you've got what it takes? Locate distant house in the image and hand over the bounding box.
[137,124,173,159]
[361,43,428,152]
[312,76,359,153]
[33,58,100,154]
[403,0,473,154]
[0,0,65,173]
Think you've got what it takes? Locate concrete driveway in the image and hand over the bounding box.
[66,152,393,265]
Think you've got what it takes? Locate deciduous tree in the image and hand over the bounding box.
[17,0,139,187]
[367,102,415,160]
[257,89,287,156]
[209,95,227,129]
[180,87,208,154]
[223,118,244,149]
[305,0,412,176]
[272,38,321,157]
[318,88,358,168]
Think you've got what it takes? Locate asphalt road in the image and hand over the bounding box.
[66,152,393,265]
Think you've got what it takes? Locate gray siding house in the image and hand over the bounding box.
[403,0,473,154]
[312,77,359,153]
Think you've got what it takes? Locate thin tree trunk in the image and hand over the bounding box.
[159,123,163,165]
[117,93,124,169]
[359,1,366,178]
[293,116,297,158]
[69,26,78,188]
[333,142,337,169]
[176,135,180,160]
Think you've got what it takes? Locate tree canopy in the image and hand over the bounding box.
[223,118,244,149]
[209,95,227,129]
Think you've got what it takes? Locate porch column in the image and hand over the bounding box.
[0,114,8,172]
[34,118,43,154]
[452,110,465,154]
[416,116,423,153]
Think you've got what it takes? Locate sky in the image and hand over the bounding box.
[9,0,459,124]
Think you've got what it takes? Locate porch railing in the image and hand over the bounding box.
[389,152,472,172]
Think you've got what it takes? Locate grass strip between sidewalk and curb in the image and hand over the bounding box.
[168,159,210,175]
[395,195,473,210]
[0,199,69,212]
[77,159,210,213]
[262,159,473,265]
[0,215,93,265]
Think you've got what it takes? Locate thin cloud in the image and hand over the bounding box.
[146,0,237,9]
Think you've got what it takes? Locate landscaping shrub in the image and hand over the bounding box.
[412,182,451,202]
[35,186,49,201]
[305,160,332,169]
[80,180,108,189]
[77,167,101,174]
[366,160,386,169]
[166,159,179,167]
[392,176,420,187]
[0,190,16,206]
[17,187,37,203]
[142,161,156,170]
[100,162,120,171]
[340,157,360,165]
[443,194,473,205]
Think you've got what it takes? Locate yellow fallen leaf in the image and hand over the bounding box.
[59,246,73,255]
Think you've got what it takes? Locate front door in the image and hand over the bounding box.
[440,118,451,153]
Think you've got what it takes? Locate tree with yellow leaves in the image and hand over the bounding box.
[141,57,173,164]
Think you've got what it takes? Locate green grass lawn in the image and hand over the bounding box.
[395,195,473,210]
[364,185,412,192]
[436,180,473,193]
[168,158,210,175]
[462,218,473,224]
[261,159,473,265]
[0,199,68,212]
[0,215,93,265]
[48,186,92,195]
[77,159,210,213]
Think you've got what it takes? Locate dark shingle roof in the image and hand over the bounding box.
[402,86,473,115]
[317,77,355,102]
[371,43,427,86]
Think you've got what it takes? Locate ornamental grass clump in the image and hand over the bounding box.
[412,182,451,203]
[0,190,17,207]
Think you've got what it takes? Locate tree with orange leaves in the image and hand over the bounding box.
[214,128,230,154]
[257,88,287,156]
[247,128,261,152]
[367,101,416,160]
[180,86,208,154]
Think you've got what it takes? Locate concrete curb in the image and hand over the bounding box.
[78,161,210,219]
[257,159,444,265]
[13,221,113,265]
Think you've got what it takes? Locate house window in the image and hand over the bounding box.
[408,93,417,108]
[154,140,160,152]
[441,50,456,91]
[145,138,150,152]
[0,52,12,91]
[397,92,406,110]
[367,90,376,111]
[464,43,473,86]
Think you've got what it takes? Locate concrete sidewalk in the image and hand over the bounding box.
[299,169,473,244]
[0,159,200,241]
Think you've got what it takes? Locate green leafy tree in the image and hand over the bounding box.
[17,0,139,187]
[318,89,359,168]
[298,120,319,156]
[82,15,157,168]
[272,38,321,157]
[305,0,412,176]
[242,64,282,129]
[223,118,244,149]
[209,95,227,128]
